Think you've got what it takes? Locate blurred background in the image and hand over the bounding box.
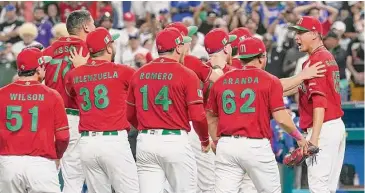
[0,1,363,193]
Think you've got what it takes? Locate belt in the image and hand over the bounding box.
[140,129,183,135]
[220,134,264,139]
[81,131,118,137]
[66,108,79,116]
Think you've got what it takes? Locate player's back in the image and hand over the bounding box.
[131,57,198,130]
[66,60,135,132]
[213,66,281,138]
[0,81,63,159]
[43,36,88,109]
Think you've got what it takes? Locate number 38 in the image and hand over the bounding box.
[222,88,256,114]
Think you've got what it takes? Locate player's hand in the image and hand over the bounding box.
[201,141,211,153]
[300,61,326,80]
[69,47,90,68]
[210,56,226,69]
[309,136,319,147]
[211,140,217,154]
[296,138,309,155]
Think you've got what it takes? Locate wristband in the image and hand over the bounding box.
[289,130,303,141]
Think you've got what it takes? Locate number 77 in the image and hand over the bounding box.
[49,56,73,82]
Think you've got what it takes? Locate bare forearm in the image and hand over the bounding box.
[293,4,314,16]
[207,112,219,141]
[280,74,303,92]
[283,85,299,97]
[311,108,325,141]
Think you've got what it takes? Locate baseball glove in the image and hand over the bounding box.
[283,142,320,167]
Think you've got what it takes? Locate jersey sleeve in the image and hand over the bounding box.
[64,70,76,97]
[185,56,212,83]
[120,65,136,88]
[269,77,285,113]
[126,76,136,106]
[53,91,69,132]
[184,70,204,105]
[206,82,218,115]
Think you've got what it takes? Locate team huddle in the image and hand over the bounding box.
[0,10,345,193]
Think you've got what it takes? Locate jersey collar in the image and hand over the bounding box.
[310,45,326,56]
[87,59,109,66]
[152,57,178,64]
[242,65,258,70]
[14,80,41,86]
[58,36,83,43]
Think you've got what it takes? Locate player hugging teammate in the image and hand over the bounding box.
[0,8,345,193]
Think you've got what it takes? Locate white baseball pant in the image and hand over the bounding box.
[60,113,84,193]
[0,156,60,193]
[137,129,198,193]
[305,118,346,193]
[214,136,281,193]
[79,130,139,193]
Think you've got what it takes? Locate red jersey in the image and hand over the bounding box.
[298,46,344,130]
[0,81,68,159]
[232,58,242,69]
[206,66,285,139]
[65,60,135,132]
[183,55,212,83]
[127,57,204,131]
[43,36,89,109]
[59,2,87,22]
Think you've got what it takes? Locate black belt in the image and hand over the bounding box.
[220,134,264,139]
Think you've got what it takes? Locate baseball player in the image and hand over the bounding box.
[126,27,210,193]
[42,10,95,193]
[206,37,308,193]
[64,27,139,193]
[288,16,345,193]
[228,28,326,96]
[0,48,69,193]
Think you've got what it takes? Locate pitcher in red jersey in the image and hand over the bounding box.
[206,37,308,193]
[0,48,69,193]
[289,16,345,193]
[42,10,95,193]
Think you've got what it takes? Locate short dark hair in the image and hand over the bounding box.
[231,47,238,56]
[18,69,37,77]
[239,53,263,64]
[34,6,44,12]
[90,50,106,58]
[66,10,92,35]
[158,48,175,55]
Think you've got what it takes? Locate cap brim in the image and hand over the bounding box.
[288,25,310,32]
[187,26,198,37]
[229,35,237,43]
[237,53,260,59]
[182,36,192,43]
[112,33,120,41]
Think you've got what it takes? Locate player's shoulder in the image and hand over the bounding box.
[310,47,333,61]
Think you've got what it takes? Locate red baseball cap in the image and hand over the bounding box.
[204,28,237,54]
[288,16,323,35]
[17,48,52,71]
[237,37,266,59]
[229,27,252,48]
[123,12,135,22]
[156,28,192,52]
[86,27,120,54]
[165,22,198,37]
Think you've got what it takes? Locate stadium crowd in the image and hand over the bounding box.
[0,1,364,191]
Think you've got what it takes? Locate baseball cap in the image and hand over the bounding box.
[5,4,16,12]
[17,48,52,71]
[156,28,192,52]
[204,28,237,54]
[288,16,323,35]
[165,22,198,37]
[123,12,135,22]
[237,37,266,59]
[229,27,252,48]
[86,27,120,54]
[331,21,346,32]
[324,30,339,40]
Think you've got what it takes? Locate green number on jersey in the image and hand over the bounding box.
[79,84,110,111]
[6,105,39,132]
[332,71,340,93]
[222,88,256,114]
[139,85,172,112]
[49,56,73,82]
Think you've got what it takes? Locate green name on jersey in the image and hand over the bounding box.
[73,71,118,84]
[223,77,259,85]
[139,72,173,80]
[9,94,45,101]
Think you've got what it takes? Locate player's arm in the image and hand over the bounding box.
[283,85,299,97]
[126,79,138,129]
[280,61,325,91]
[185,72,210,148]
[270,78,307,150]
[53,92,70,159]
[205,83,219,143]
